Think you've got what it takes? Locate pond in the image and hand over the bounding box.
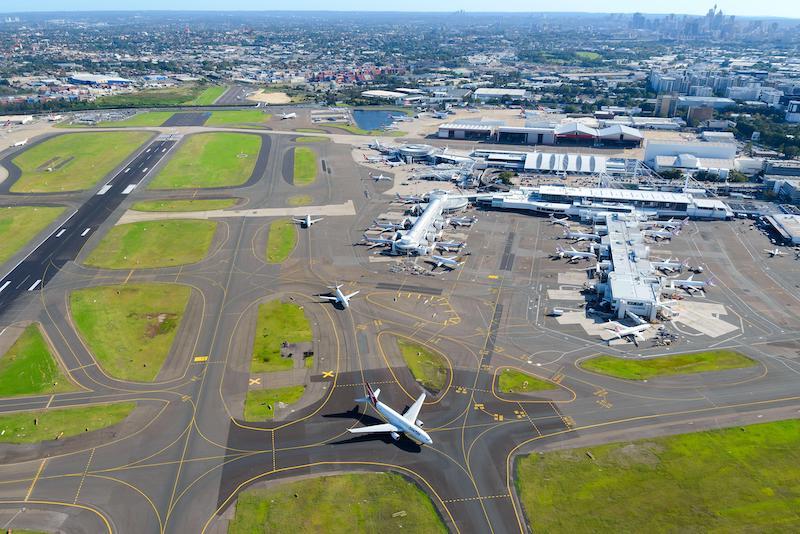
[352,109,399,131]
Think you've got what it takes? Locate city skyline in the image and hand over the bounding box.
[1,1,799,19]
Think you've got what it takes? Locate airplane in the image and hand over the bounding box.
[348,383,432,445]
[548,214,571,228]
[361,234,396,249]
[371,219,407,232]
[449,216,477,228]
[395,193,425,204]
[764,248,786,257]
[607,323,651,342]
[434,241,465,252]
[319,284,359,309]
[12,138,28,147]
[280,112,297,120]
[643,217,689,231]
[553,246,597,263]
[427,254,464,270]
[370,173,392,182]
[668,275,716,294]
[643,228,679,241]
[293,214,323,227]
[563,229,600,242]
[651,257,687,274]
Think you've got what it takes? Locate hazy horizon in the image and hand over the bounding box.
[1,2,799,20]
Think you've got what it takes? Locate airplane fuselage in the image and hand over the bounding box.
[371,400,432,445]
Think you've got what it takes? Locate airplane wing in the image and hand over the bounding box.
[403,393,426,423]
[347,423,399,434]
[345,291,359,300]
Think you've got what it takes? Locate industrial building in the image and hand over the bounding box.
[763,213,800,245]
[472,88,529,102]
[439,121,644,147]
[68,73,132,85]
[644,139,736,164]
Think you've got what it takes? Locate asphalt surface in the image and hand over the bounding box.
[0,135,177,315]
[0,124,799,533]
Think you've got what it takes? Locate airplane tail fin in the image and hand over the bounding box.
[355,383,380,406]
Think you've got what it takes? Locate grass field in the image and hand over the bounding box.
[148,132,260,189]
[204,110,272,127]
[497,368,556,394]
[94,111,174,127]
[0,402,135,444]
[183,85,227,105]
[295,136,329,143]
[228,472,447,534]
[251,300,312,373]
[266,219,297,264]
[83,220,217,269]
[0,206,65,265]
[11,132,151,193]
[0,324,76,397]
[580,350,756,380]
[70,284,191,381]
[575,51,602,61]
[243,386,305,420]
[396,339,447,394]
[516,419,800,533]
[96,85,208,107]
[131,198,237,212]
[287,194,312,206]
[330,124,406,137]
[292,147,317,186]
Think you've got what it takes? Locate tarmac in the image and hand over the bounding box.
[0,116,799,533]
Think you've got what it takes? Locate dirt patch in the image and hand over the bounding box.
[143,313,178,338]
[248,90,291,104]
[606,442,664,468]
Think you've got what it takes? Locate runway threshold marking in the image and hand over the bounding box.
[24,459,47,501]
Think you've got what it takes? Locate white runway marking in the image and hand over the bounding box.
[81,228,91,237]
[97,185,112,195]
[55,229,66,237]
[121,184,136,195]
[28,279,41,291]
[0,281,10,293]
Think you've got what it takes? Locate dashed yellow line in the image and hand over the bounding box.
[74,448,95,504]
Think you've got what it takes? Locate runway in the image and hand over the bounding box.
[0,126,799,533]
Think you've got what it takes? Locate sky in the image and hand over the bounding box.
[1,1,798,19]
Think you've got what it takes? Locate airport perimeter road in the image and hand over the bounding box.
[0,136,178,315]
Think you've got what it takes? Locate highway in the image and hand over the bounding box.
[0,136,178,315]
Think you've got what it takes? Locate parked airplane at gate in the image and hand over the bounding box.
[553,246,597,263]
[563,229,600,242]
[651,257,687,274]
[549,214,571,228]
[370,173,392,182]
[764,248,786,257]
[361,234,396,249]
[607,323,651,341]
[293,214,323,227]
[449,216,477,227]
[643,228,679,241]
[319,284,359,308]
[348,383,432,445]
[395,192,425,203]
[668,275,715,294]
[428,255,464,270]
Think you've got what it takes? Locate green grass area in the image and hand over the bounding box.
[295,136,329,143]
[228,472,447,534]
[497,368,556,394]
[95,84,207,107]
[251,300,312,373]
[11,132,151,193]
[580,350,757,380]
[70,284,191,381]
[204,110,272,127]
[0,324,76,397]
[304,355,314,369]
[131,198,237,212]
[266,218,297,264]
[575,51,602,61]
[94,111,174,127]
[183,85,227,106]
[287,194,312,206]
[148,132,260,189]
[0,402,135,444]
[516,419,800,533]
[396,339,447,394]
[243,386,305,421]
[83,220,217,269]
[330,124,406,137]
[292,147,317,186]
[0,206,65,265]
